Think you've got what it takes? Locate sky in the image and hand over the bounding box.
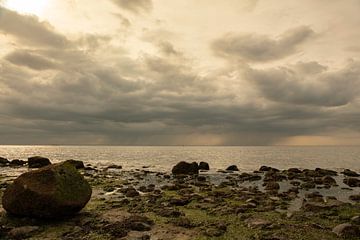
[0,0,360,145]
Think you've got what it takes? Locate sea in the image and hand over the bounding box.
[0,145,359,172]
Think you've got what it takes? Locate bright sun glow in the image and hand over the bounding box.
[4,0,50,16]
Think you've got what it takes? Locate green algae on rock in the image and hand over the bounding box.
[2,162,92,218]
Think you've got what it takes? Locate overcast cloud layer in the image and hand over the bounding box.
[0,0,360,145]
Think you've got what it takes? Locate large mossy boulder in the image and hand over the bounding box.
[28,156,51,168]
[2,162,92,218]
[172,161,199,175]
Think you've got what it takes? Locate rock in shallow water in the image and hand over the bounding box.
[172,161,199,175]
[27,156,51,168]
[2,162,92,218]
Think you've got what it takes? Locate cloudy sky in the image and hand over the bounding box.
[0,0,360,145]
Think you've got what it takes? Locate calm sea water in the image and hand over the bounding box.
[0,145,359,172]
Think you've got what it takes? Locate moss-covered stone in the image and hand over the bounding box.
[2,162,92,218]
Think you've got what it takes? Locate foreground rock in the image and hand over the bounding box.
[27,156,51,168]
[172,161,199,175]
[2,162,92,218]
[332,223,360,238]
[64,159,85,169]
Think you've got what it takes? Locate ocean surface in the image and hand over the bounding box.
[0,145,359,172]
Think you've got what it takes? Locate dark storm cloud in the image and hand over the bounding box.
[110,0,152,14]
[244,61,360,107]
[0,7,71,48]
[5,50,57,70]
[211,26,314,62]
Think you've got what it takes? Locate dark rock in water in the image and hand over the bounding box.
[10,159,27,166]
[107,164,123,169]
[300,181,316,189]
[2,161,92,218]
[64,159,85,169]
[264,181,280,191]
[259,166,279,172]
[198,161,210,170]
[343,177,360,187]
[28,156,51,168]
[226,165,239,171]
[321,176,337,186]
[342,169,360,177]
[0,157,9,166]
[332,223,360,238]
[172,161,199,175]
[315,168,337,176]
[287,168,302,174]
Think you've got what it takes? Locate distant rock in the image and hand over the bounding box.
[342,169,360,177]
[259,166,279,172]
[2,161,92,218]
[172,161,199,175]
[107,164,123,170]
[64,159,85,169]
[198,161,210,171]
[332,223,360,238]
[226,165,239,171]
[28,156,51,168]
[10,159,27,166]
[0,157,9,166]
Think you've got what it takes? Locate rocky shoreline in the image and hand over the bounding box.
[0,157,359,239]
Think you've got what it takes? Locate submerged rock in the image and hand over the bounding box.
[2,161,92,218]
[172,161,199,175]
[28,156,51,168]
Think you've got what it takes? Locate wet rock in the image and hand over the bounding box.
[226,165,239,171]
[343,177,360,187]
[64,159,85,169]
[351,216,360,225]
[259,166,279,172]
[321,176,337,186]
[169,198,191,206]
[302,199,346,212]
[9,159,27,166]
[124,187,140,197]
[287,168,302,174]
[8,226,40,239]
[332,223,360,238]
[315,168,337,176]
[107,164,122,169]
[28,156,51,168]
[300,181,316,189]
[2,161,92,218]
[342,169,360,177]
[349,194,360,202]
[264,181,280,191]
[156,208,182,218]
[0,157,9,166]
[198,161,210,170]
[197,175,207,182]
[172,161,199,175]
